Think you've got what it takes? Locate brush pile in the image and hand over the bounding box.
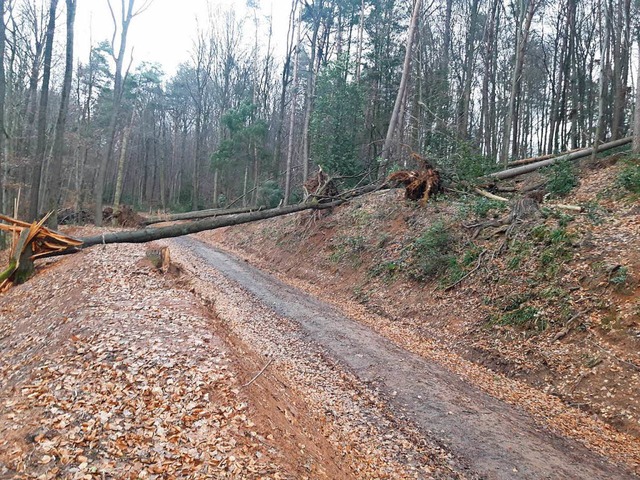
[0,213,82,290]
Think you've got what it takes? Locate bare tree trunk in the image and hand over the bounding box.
[113,112,134,210]
[28,0,58,220]
[212,168,219,207]
[592,2,611,161]
[284,6,300,206]
[611,0,631,140]
[94,0,144,226]
[501,0,538,166]
[45,0,76,229]
[458,0,480,137]
[242,164,249,208]
[301,22,319,183]
[0,0,5,248]
[633,35,640,154]
[380,0,421,179]
[355,0,365,82]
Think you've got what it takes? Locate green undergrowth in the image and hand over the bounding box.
[617,160,640,195]
[542,159,578,197]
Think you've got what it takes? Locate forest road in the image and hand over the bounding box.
[174,236,636,480]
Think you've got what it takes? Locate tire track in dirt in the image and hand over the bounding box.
[175,236,635,480]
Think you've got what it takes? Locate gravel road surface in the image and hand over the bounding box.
[174,236,636,480]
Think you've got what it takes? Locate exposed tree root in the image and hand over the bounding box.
[387,153,443,205]
[303,166,339,201]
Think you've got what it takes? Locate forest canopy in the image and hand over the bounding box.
[0,0,638,231]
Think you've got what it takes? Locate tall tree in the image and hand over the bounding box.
[380,0,421,178]
[633,24,640,154]
[27,0,58,220]
[284,3,300,205]
[592,0,611,160]
[0,0,6,238]
[45,0,76,228]
[94,0,152,226]
[500,0,539,165]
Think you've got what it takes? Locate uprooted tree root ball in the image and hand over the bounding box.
[387,153,443,206]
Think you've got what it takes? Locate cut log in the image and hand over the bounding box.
[489,137,632,180]
[141,206,265,226]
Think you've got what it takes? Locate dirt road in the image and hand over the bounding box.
[173,236,635,480]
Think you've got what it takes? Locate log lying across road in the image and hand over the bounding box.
[77,184,381,250]
[490,136,632,181]
[141,205,266,226]
[80,201,337,248]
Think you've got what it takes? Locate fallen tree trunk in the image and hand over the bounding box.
[489,137,632,181]
[507,147,583,167]
[79,201,340,248]
[141,205,266,226]
[1,184,383,288]
[64,184,381,253]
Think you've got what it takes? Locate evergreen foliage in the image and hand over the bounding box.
[310,58,364,178]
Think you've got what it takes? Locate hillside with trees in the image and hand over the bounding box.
[0,0,638,229]
[2,1,640,477]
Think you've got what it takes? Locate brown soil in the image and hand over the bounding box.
[199,158,640,470]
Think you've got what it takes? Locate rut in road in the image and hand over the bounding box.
[174,236,635,480]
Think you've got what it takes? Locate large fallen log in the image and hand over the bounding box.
[80,185,378,248]
[141,205,265,226]
[79,185,381,248]
[490,136,632,181]
[507,147,583,167]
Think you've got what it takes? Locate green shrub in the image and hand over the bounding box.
[617,162,640,194]
[408,221,455,280]
[545,159,578,196]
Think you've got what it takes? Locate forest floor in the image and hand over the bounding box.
[0,154,639,478]
[0,234,462,479]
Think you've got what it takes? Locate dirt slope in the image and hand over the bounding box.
[201,156,640,472]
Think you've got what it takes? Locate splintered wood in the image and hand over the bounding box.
[0,213,82,291]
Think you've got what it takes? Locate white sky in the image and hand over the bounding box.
[75,0,291,76]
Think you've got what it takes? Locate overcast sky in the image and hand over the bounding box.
[75,0,290,77]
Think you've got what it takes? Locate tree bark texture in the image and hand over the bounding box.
[45,0,76,228]
[283,5,300,206]
[94,0,136,226]
[633,30,640,154]
[380,0,421,178]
